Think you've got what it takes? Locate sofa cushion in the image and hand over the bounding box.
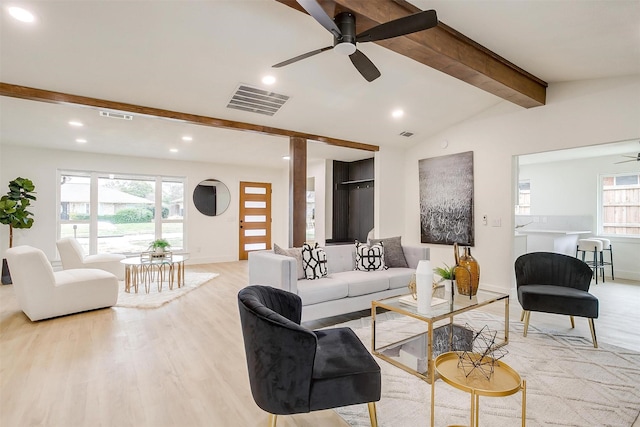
[302,243,328,280]
[354,241,387,271]
[297,277,349,305]
[274,243,305,280]
[380,267,415,290]
[334,270,390,297]
[369,236,409,268]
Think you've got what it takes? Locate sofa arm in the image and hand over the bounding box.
[402,245,430,269]
[248,251,298,295]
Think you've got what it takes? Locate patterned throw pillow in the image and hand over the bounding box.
[355,240,388,271]
[301,243,328,280]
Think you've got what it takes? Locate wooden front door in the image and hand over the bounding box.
[238,182,272,260]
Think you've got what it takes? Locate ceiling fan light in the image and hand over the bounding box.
[334,42,356,56]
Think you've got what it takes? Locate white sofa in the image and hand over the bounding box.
[248,243,429,322]
[6,245,119,321]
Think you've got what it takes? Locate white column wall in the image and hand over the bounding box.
[0,145,286,264]
[401,75,640,291]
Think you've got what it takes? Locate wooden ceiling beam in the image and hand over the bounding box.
[0,82,379,152]
[275,0,547,108]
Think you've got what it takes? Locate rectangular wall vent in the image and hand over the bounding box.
[399,131,414,137]
[100,111,133,120]
[227,85,289,116]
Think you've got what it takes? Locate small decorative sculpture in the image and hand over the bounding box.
[457,323,508,380]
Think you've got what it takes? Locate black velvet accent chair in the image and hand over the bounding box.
[237,285,381,427]
[515,252,599,348]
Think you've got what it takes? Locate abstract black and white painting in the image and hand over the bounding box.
[419,151,474,246]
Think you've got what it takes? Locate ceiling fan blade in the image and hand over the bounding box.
[614,153,640,163]
[349,49,381,82]
[297,0,341,38]
[272,46,333,68]
[356,10,438,43]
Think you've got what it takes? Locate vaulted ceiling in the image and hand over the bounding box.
[1,0,639,168]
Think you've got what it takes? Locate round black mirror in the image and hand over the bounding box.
[193,179,231,216]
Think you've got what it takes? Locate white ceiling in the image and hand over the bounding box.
[1,0,639,168]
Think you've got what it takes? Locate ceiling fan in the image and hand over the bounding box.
[615,153,640,164]
[273,0,438,82]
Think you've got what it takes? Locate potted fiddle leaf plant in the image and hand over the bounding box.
[0,177,37,284]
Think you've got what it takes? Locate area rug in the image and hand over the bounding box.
[333,311,640,427]
[115,272,218,308]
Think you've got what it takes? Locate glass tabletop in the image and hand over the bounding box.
[373,286,508,322]
[121,254,189,266]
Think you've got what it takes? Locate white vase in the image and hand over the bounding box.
[416,260,433,313]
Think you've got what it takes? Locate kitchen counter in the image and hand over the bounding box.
[515,230,591,256]
[515,229,591,235]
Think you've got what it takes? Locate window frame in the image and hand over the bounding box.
[597,172,640,238]
[58,169,186,255]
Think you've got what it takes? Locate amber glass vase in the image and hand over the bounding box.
[453,244,480,296]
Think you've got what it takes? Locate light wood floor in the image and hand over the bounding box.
[1,261,639,427]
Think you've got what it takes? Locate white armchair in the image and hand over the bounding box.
[5,245,119,321]
[57,237,125,280]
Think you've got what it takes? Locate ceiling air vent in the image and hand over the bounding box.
[99,111,133,120]
[399,131,414,137]
[227,85,289,116]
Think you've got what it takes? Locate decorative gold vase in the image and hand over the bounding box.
[454,242,480,296]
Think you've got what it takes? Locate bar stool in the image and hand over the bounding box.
[576,238,605,284]
[590,237,614,280]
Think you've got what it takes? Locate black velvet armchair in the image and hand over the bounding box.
[515,252,599,348]
[237,285,381,427]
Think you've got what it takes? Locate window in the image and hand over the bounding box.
[515,180,530,215]
[599,173,640,236]
[59,171,185,254]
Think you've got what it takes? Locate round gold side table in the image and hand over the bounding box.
[430,351,526,427]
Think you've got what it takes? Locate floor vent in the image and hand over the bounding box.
[99,111,133,120]
[399,131,414,137]
[227,85,289,116]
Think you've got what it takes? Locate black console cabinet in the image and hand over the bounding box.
[331,158,374,244]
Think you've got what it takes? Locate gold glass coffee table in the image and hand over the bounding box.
[371,287,509,383]
[430,351,526,427]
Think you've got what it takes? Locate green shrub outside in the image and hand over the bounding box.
[113,207,153,224]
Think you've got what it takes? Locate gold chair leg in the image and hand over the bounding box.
[569,315,575,328]
[367,402,378,427]
[523,311,530,337]
[589,318,598,348]
[268,413,277,427]
[520,310,525,322]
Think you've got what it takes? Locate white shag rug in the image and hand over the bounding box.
[333,310,640,427]
[115,272,218,308]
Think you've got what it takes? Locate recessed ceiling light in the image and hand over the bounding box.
[8,6,35,23]
[391,109,404,119]
[169,148,178,153]
[282,155,290,160]
[68,120,83,127]
[181,136,193,142]
[75,138,87,144]
[262,75,276,85]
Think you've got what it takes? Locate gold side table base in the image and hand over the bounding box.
[431,352,526,427]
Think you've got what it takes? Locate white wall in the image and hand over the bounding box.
[307,159,327,246]
[0,145,287,264]
[374,146,406,240]
[519,154,640,280]
[401,75,640,292]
